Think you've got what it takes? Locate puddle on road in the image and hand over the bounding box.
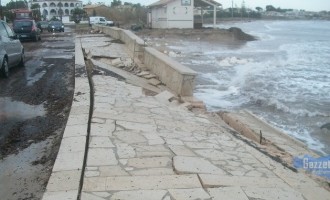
[0,97,45,121]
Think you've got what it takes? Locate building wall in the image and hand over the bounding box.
[29,0,83,21]
[151,7,168,28]
[151,0,194,29]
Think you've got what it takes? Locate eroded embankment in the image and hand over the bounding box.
[137,27,256,43]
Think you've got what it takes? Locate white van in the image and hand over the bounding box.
[89,16,114,26]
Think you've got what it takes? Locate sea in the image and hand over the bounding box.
[164,20,330,155]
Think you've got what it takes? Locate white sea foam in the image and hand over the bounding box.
[165,20,330,155]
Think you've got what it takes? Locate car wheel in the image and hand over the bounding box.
[18,51,25,67]
[1,58,9,78]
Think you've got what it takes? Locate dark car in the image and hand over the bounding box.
[47,21,64,32]
[0,20,25,78]
[37,21,49,33]
[13,19,41,41]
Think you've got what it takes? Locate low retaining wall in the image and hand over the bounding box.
[93,25,197,96]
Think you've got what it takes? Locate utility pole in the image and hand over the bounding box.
[0,0,2,20]
[231,0,234,18]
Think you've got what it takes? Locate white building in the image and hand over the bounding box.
[28,0,83,21]
[148,0,221,29]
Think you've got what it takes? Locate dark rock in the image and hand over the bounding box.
[321,123,330,130]
[228,27,256,41]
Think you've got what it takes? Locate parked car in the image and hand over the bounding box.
[0,20,25,78]
[13,19,41,41]
[47,21,64,32]
[37,21,49,33]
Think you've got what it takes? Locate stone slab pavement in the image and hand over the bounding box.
[44,34,330,200]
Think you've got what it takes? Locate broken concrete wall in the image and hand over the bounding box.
[92,25,197,96]
[144,47,196,96]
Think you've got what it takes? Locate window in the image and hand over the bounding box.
[3,23,14,37]
[0,22,8,37]
[181,0,191,6]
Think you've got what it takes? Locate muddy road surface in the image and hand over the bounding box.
[0,26,76,200]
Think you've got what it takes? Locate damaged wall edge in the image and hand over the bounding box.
[92,25,198,97]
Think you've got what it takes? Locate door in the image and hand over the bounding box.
[0,22,22,67]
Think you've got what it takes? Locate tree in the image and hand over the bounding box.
[111,0,122,7]
[266,5,276,12]
[255,7,263,12]
[72,7,86,23]
[30,3,41,20]
[6,0,28,10]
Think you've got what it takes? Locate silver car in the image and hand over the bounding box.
[0,20,25,78]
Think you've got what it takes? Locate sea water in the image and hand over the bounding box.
[165,20,330,155]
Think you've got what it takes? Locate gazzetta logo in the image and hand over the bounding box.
[294,155,330,180]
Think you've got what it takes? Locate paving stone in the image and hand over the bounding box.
[87,148,118,166]
[119,159,128,165]
[58,136,86,153]
[296,187,330,200]
[52,151,84,171]
[136,151,172,157]
[81,192,106,200]
[129,168,175,176]
[66,114,89,126]
[168,188,211,200]
[114,130,147,144]
[142,133,165,145]
[110,190,167,200]
[70,105,90,115]
[92,192,111,198]
[99,166,129,177]
[199,174,289,188]
[92,118,106,124]
[116,121,157,132]
[42,190,78,200]
[165,139,184,145]
[109,112,155,124]
[46,170,81,192]
[154,91,175,103]
[242,187,305,200]
[134,144,169,152]
[90,137,115,148]
[195,149,238,161]
[173,156,226,175]
[63,125,87,138]
[91,122,115,136]
[185,142,220,149]
[85,171,100,177]
[207,187,249,200]
[116,143,136,158]
[83,177,107,191]
[167,145,194,157]
[105,175,202,190]
[127,157,171,168]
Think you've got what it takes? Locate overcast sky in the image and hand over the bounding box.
[2,0,329,12]
[87,0,329,11]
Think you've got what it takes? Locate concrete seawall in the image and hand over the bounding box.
[92,25,197,96]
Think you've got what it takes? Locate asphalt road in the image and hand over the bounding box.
[0,25,76,200]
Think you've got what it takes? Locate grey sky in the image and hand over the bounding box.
[1,0,329,12]
[87,0,329,11]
